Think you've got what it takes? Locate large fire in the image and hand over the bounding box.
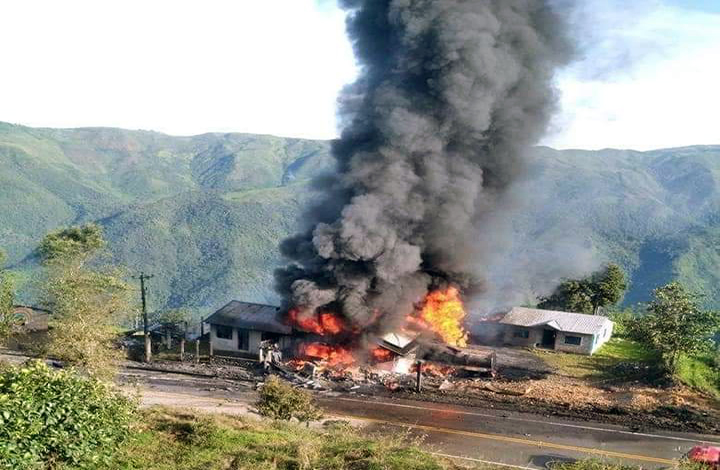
[415,287,469,347]
[299,342,355,368]
[370,347,394,362]
[287,286,469,370]
[288,308,345,335]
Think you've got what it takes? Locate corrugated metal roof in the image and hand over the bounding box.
[205,301,291,335]
[499,307,612,335]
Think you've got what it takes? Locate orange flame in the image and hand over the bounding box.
[299,342,355,368]
[288,308,345,335]
[370,347,394,362]
[412,362,456,377]
[417,287,468,347]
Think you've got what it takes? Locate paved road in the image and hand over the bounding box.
[119,366,720,469]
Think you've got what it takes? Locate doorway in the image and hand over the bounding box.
[541,329,556,349]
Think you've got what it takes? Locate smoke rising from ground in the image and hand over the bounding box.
[276,0,575,329]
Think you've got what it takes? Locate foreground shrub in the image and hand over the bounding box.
[256,375,323,423]
[0,361,136,469]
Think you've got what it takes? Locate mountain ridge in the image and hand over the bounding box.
[2,121,719,314]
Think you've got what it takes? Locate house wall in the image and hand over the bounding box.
[501,321,614,355]
[590,321,614,353]
[501,326,544,347]
[210,324,292,357]
[554,331,595,355]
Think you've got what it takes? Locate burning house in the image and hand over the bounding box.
[272,0,573,371]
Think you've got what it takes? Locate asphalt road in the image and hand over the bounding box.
[118,365,720,469]
[318,395,720,469]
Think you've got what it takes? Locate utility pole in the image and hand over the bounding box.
[136,272,154,363]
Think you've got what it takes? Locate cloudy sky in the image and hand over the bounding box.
[0,0,717,150]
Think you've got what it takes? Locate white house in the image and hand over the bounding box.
[206,301,293,357]
[498,307,614,355]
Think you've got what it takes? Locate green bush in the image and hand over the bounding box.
[256,375,323,423]
[0,361,136,469]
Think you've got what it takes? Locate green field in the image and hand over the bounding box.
[534,338,661,379]
[675,352,720,399]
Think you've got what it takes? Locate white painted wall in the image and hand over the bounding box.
[210,325,292,356]
[501,319,614,355]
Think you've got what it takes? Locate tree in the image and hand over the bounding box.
[642,282,720,374]
[538,263,627,315]
[0,249,18,343]
[39,224,105,262]
[153,308,191,328]
[592,263,627,312]
[40,224,133,379]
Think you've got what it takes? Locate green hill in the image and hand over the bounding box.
[2,121,719,313]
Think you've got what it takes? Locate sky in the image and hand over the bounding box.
[0,0,717,151]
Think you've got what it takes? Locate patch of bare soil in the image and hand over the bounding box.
[125,355,720,435]
[391,374,720,435]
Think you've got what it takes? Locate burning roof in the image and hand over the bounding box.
[377,331,418,355]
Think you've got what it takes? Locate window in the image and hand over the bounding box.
[215,325,232,340]
[513,329,530,339]
[238,329,250,351]
[564,335,582,345]
[261,332,281,342]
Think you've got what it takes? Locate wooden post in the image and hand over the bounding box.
[145,336,152,363]
[415,360,423,393]
[209,338,214,358]
[179,320,187,361]
[165,329,172,349]
[195,340,200,364]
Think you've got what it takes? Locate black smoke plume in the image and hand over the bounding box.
[276,0,573,332]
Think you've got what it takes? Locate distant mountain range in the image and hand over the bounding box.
[2,121,719,314]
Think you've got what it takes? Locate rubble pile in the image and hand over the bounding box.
[256,330,498,394]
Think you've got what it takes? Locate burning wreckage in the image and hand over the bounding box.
[261,287,496,392]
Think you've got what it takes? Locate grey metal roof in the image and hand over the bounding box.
[499,307,612,336]
[205,301,291,335]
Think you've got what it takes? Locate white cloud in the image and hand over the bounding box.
[0,0,717,150]
[543,2,720,150]
[0,0,357,139]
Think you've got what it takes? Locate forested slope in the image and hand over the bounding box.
[2,121,718,312]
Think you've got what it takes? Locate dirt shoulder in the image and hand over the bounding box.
[122,352,720,436]
[4,346,718,436]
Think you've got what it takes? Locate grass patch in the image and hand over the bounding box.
[91,407,453,470]
[534,338,661,380]
[675,352,720,398]
[553,459,707,470]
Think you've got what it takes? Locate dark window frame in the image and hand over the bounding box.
[564,335,582,345]
[238,328,250,351]
[215,325,233,340]
[513,329,530,339]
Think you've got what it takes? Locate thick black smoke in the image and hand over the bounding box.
[276,0,573,331]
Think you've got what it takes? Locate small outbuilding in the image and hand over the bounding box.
[205,301,292,357]
[498,307,613,355]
